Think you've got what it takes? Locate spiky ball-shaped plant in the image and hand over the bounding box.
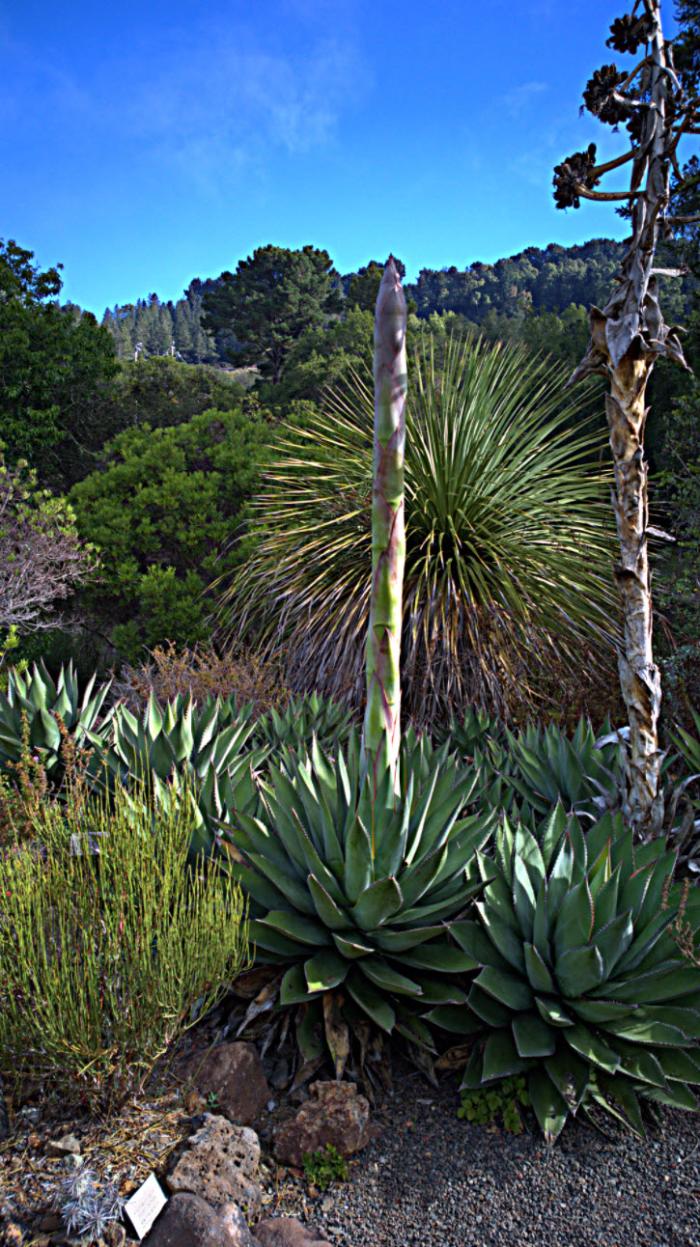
[448,809,700,1141]
[220,336,616,729]
[227,731,493,1067]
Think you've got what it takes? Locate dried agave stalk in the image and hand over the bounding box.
[554,0,700,836]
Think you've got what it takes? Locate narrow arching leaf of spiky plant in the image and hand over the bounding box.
[362,258,407,788]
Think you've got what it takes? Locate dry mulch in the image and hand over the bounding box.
[3,1048,700,1247]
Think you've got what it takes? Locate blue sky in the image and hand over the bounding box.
[0,0,681,314]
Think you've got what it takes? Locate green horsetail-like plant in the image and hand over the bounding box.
[362,258,408,786]
[449,808,700,1141]
[0,779,250,1104]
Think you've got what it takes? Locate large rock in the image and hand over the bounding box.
[272,1081,371,1168]
[194,1043,270,1126]
[167,1115,262,1215]
[255,1219,333,1247]
[142,1193,256,1247]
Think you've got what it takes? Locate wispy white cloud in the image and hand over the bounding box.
[500,80,549,119]
[0,11,368,193]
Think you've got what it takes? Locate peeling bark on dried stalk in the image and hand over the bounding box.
[568,1,691,837]
[362,258,407,790]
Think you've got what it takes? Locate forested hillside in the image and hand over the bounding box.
[101,237,696,364]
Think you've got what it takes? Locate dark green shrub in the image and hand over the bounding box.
[69,406,268,659]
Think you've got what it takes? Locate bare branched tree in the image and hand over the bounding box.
[0,458,93,635]
[553,0,700,837]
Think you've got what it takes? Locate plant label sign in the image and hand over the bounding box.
[123,1173,167,1239]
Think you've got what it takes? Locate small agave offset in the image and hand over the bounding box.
[229,731,494,1064]
[0,661,112,778]
[454,807,700,1141]
[101,694,265,855]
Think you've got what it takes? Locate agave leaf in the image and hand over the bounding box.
[304,950,349,993]
[475,903,525,972]
[296,999,325,1063]
[224,862,289,913]
[350,877,403,930]
[475,966,533,1012]
[451,920,510,969]
[258,910,329,947]
[346,969,396,1032]
[426,1005,483,1035]
[615,1039,669,1087]
[571,998,636,1023]
[524,943,555,994]
[643,1082,699,1111]
[246,851,317,916]
[596,1074,645,1136]
[593,911,634,977]
[512,1013,557,1059]
[656,1047,700,1083]
[601,962,700,1004]
[481,1029,529,1081]
[467,984,513,1027]
[513,855,537,938]
[280,964,321,1005]
[357,957,424,998]
[374,924,446,953]
[307,874,349,931]
[544,1046,589,1110]
[528,1068,568,1143]
[605,1018,690,1047]
[413,978,469,1005]
[398,943,476,973]
[555,945,605,998]
[399,844,449,909]
[332,932,375,959]
[535,996,575,1028]
[592,865,622,934]
[564,1022,620,1073]
[614,910,677,975]
[343,815,373,904]
[554,878,594,958]
[249,920,310,958]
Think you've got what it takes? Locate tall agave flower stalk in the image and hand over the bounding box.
[362,258,408,788]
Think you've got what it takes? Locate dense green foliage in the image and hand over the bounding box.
[102,282,219,363]
[0,239,118,489]
[455,811,700,1141]
[69,405,267,659]
[224,337,617,726]
[202,245,343,383]
[458,1075,530,1134]
[0,779,249,1104]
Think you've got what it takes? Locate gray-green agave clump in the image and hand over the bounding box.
[102,695,265,854]
[253,692,353,755]
[451,808,700,1141]
[0,661,112,778]
[229,731,494,1062]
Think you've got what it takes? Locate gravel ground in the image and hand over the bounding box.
[287,1070,700,1247]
